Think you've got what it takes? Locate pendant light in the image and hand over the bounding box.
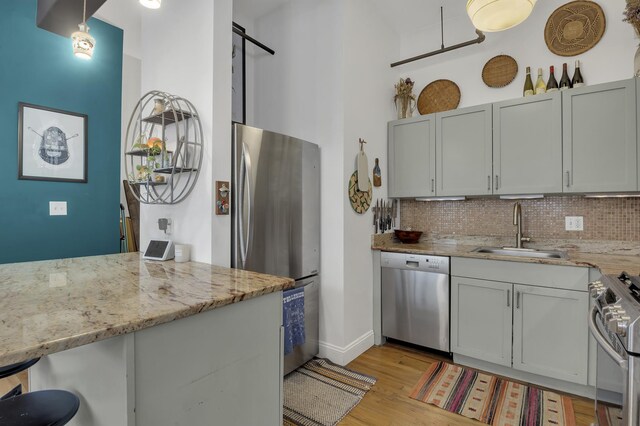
[139,0,162,9]
[466,0,537,32]
[71,0,95,59]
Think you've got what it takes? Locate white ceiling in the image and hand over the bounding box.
[368,0,469,35]
[233,0,470,35]
[233,0,289,22]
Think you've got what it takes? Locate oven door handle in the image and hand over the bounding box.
[589,306,628,368]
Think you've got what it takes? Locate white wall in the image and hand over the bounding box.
[139,0,216,263]
[94,0,142,59]
[250,0,399,364]
[394,1,637,108]
[211,0,234,267]
[341,0,397,362]
[95,1,142,218]
[100,0,232,264]
[231,12,256,126]
[252,0,348,359]
[119,55,141,213]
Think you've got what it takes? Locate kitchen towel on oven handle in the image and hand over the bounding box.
[283,287,305,355]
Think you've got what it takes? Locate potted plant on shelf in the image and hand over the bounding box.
[132,137,165,182]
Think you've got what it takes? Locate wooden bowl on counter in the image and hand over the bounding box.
[394,230,423,244]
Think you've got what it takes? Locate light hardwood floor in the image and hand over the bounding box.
[342,342,596,426]
[0,371,27,396]
[0,343,595,425]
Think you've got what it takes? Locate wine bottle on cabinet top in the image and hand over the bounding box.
[559,63,572,90]
[534,68,546,95]
[547,66,559,92]
[572,60,585,88]
[523,66,534,96]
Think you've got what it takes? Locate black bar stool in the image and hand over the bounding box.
[0,358,80,425]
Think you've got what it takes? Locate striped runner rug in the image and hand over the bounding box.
[410,362,576,426]
[597,404,623,426]
[283,358,376,426]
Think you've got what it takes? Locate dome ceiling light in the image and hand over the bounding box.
[140,0,162,9]
[71,0,95,60]
[467,0,538,32]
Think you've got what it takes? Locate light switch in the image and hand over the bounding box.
[50,201,67,216]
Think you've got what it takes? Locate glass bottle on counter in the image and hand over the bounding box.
[523,66,534,97]
[546,66,558,92]
[559,63,572,90]
[534,68,546,95]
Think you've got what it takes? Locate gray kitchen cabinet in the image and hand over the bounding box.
[562,79,637,193]
[451,276,512,367]
[451,257,589,387]
[493,92,563,194]
[512,285,589,385]
[388,115,436,198]
[436,104,493,196]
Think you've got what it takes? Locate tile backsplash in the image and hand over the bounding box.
[400,196,640,242]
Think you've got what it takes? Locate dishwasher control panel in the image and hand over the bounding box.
[381,252,449,274]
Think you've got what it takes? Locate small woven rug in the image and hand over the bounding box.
[283,358,376,426]
[597,404,623,426]
[410,362,576,426]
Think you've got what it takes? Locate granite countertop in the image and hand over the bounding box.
[372,234,640,276]
[0,253,293,366]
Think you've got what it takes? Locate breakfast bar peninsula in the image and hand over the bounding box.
[0,252,293,425]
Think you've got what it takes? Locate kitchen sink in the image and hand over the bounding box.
[471,246,568,259]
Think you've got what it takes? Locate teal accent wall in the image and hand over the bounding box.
[0,0,123,264]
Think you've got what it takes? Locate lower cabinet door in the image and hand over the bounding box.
[451,277,513,367]
[512,285,589,385]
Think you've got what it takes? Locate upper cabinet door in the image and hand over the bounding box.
[388,115,436,198]
[493,93,563,195]
[563,79,637,193]
[436,104,493,196]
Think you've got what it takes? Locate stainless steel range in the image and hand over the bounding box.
[589,273,640,426]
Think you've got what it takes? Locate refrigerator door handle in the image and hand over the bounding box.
[239,143,254,266]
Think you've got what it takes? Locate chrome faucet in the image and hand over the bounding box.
[513,202,531,248]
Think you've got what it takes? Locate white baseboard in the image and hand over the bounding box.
[318,330,374,366]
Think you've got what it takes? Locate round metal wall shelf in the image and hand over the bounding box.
[124,91,203,205]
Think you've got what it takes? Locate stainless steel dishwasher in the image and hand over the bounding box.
[381,252,450,352]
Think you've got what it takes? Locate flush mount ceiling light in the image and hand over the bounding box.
[467,0,537,32]
[71,0,95,59]
[140,0,162,9]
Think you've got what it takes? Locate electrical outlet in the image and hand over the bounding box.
[565,216,584,231]
[158,218,172,234]
[49,201,67,216]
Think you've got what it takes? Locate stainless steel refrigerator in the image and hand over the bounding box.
[231,124,320,375]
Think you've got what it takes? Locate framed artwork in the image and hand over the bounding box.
[18,102,88,183]
[232,21,246,124]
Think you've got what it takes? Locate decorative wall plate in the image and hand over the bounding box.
[417,80,461,115]
[482,55,519,88]
[544,1,606,57]
[348,170,372,214]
